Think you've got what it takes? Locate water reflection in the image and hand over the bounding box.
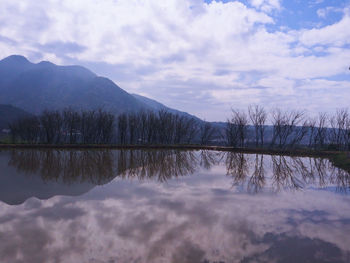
[7,149,202,184]
[4,149,350,195]
[9,150,116,185]
[0,150,350,262]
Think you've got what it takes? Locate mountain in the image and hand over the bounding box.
[0,55,152,114]
[0,104,32,129]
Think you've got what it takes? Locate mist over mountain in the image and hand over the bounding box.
[0,55,196,118]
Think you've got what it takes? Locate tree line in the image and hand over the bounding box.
[8,108,217,145]
[226,105,350,150]
[7,106,350,150]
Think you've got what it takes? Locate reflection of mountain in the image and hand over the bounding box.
[0,149,210,205]
[1,149,350,205]
[0,168,95,206]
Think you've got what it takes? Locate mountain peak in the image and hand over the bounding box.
[37,60,54,66]
[1,55,30,64]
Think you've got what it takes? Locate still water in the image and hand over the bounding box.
[0,149,350,263]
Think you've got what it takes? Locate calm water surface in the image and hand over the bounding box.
[0,149,350,263]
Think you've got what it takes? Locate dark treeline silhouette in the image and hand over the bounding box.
[7,149,350,193]
[8,108,217,145]
[9,108,115,144]
[226,106,350,150]
[116,110,204,145]
[6,105,350,150]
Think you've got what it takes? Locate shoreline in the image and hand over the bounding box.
[0,143,345,156]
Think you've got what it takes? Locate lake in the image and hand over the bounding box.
[0,149,350,263]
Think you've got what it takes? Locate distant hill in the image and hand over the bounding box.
[0,55,153,114]
[0,104,32,129]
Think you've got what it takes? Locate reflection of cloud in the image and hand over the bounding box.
[0,219,53,263]
[1,169,350,262]
[171,240,205,263]
[242,233,346,263]
[31,203,86,221]
[1,150,350,261]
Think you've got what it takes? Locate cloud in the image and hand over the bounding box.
[1,152,350,262]
[37,41,86,57]
[300,11,350,47]
[0,0,349,120]
[250,0,281,13]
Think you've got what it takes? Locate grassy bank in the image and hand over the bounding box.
[329,153,350,172]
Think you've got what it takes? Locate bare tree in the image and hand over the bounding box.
[146,111,157,144]
[329,108,349,150]
[96,109,115,144]
[184,118,198,144]
[289,119,309,148]
[117,113,128,145]
[40,110,63,144]
[306,118,317,148]
[9,116,40,143]
[127,113,139,144]
[80,110,97,144]
[138,110,148,144]
[270,109,304,149]
[225,118,239,147]
[231,109,248,147]
[157,110,175,144]
[63,108,81,144]
[200,121,217,145]
[248,105,267,147]
[314,113,327,149]
[173,115,186,144]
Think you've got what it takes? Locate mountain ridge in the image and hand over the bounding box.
[1,55,195,117]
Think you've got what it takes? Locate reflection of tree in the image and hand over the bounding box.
[247,154,265,193]
[223,152,350,193]
[8,149,219,185]
[311,158,328,186]
[200,150,221,170]
[118,150,203,182]
[271,156,304,191]
[8,150,350,192]
[9,150,116,185]
[225,152,249,186]
[329,166,350,193]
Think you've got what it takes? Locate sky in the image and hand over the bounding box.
[0,0,350,121]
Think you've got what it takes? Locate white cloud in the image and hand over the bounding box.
[0,0,349,120]
[250,0,281,13]
[300,10,350,47]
